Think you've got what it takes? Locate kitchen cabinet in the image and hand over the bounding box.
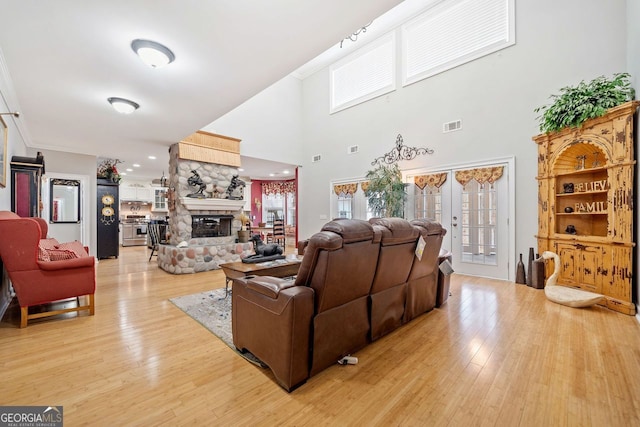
[120,184,153,202]
[153,188,167,211]
[534,101,638,315]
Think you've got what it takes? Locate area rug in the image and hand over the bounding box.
[170,288,264,366]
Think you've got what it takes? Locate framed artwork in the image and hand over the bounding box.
[0,116,6,188]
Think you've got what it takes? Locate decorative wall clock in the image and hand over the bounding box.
[100,193,116,225]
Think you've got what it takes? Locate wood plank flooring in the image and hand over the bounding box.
[1,246,640,425]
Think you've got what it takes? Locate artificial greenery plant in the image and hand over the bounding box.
[364,163,406,218]
[534,73,635,133]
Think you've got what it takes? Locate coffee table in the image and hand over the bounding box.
[220,256,302,297]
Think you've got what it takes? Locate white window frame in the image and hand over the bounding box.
[330,32,396,113]
[401,0,515,87]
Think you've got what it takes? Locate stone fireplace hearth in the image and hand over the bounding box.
[157,141,253,274]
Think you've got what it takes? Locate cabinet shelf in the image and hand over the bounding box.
[556,190,607,197]
[556,212,607,216]
[554,165,608,177]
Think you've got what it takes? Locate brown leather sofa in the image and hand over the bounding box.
[232,217,445,391]
[368,218,419,341]
[403,219,447,322]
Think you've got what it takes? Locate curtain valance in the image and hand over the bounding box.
[333,183,358,196]
[262,180,296,195]
[454,166,504,188]
[414,173,447,190]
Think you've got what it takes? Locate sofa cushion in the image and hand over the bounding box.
[37,238,60,262]
[56,241,89,258]
[47,249,77,261]
[321,219,376,243]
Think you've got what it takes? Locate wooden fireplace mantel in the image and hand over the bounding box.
[179,197,245,211]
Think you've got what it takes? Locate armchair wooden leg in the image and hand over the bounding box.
[89,294,95,316]
[20,307,28,328]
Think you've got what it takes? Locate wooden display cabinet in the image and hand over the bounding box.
[533,101,638,315]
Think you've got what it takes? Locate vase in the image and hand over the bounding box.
[526,248,534,286]
[237,230,250,243]
[515,253,526,284]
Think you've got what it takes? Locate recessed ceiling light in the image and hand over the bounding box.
[238,168,244,172]
[121,172,127,176]
[126,168,133,172]
[107,97,139,114]
[269,173,275,177]
[133,163,140,167]
[283,170,290,174]
[148,155,156,160]
[131,39,175,68]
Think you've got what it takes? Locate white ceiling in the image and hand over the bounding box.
[0,0,403,180]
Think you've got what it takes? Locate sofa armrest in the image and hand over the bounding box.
[246,276,296,299]
[37,256,95,271]
[232,277,314,391]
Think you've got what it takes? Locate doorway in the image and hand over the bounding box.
[42,172,91,246]
[405,158,514,281]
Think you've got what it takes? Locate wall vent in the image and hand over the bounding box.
[347,145,359,154]
[443,119,462,133]
[312,154,322,163]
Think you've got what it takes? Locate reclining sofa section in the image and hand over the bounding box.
[231,217,446,391]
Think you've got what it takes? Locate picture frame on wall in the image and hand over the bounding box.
[0,116,6,188]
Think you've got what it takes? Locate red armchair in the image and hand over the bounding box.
[0,211,95,327]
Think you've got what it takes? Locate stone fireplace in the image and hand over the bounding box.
[157,136,254,274]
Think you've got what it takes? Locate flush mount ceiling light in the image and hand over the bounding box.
[131,39,175,68]
[107,97,140,114]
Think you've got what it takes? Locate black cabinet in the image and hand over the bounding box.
[11,156,44,217]
[97,178,119,259]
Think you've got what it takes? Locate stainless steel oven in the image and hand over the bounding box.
[122,216,148,247]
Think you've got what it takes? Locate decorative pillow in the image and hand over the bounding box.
[55,241,88,258]
[47,249,77,261]
[38,238,60,262]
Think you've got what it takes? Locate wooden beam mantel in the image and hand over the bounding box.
[178,131,241,167]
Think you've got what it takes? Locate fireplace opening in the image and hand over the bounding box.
[191,215,233,238]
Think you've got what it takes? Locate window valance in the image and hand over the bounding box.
[262,180,295,196]
[333,183,358,196]
[454,166,504,188]
[414,172,447,190]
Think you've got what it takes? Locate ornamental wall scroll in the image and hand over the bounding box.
[371,134,434,166]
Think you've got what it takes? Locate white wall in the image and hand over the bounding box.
[203,75,304,165]
[298,0,628,263]
[28,148,98,256]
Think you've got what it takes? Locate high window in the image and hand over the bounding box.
[402,0,515,86]
[330,33,396,113]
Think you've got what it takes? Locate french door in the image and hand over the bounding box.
[406,159,512,280]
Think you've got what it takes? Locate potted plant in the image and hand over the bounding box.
[237,212,251,243]
[534,73,635,133]
[364,163,406,218]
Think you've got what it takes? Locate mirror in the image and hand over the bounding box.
[50,178,80,223]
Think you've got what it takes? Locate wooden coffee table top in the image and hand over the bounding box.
[220,256,302,280]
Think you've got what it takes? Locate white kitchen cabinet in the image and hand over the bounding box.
[120,184,153,202]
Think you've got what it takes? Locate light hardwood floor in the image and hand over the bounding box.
[2,246,640,426]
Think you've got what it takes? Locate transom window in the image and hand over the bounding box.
[402,0,515,86]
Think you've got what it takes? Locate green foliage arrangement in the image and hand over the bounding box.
[364,163,406,218]
[534,73,635,133]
